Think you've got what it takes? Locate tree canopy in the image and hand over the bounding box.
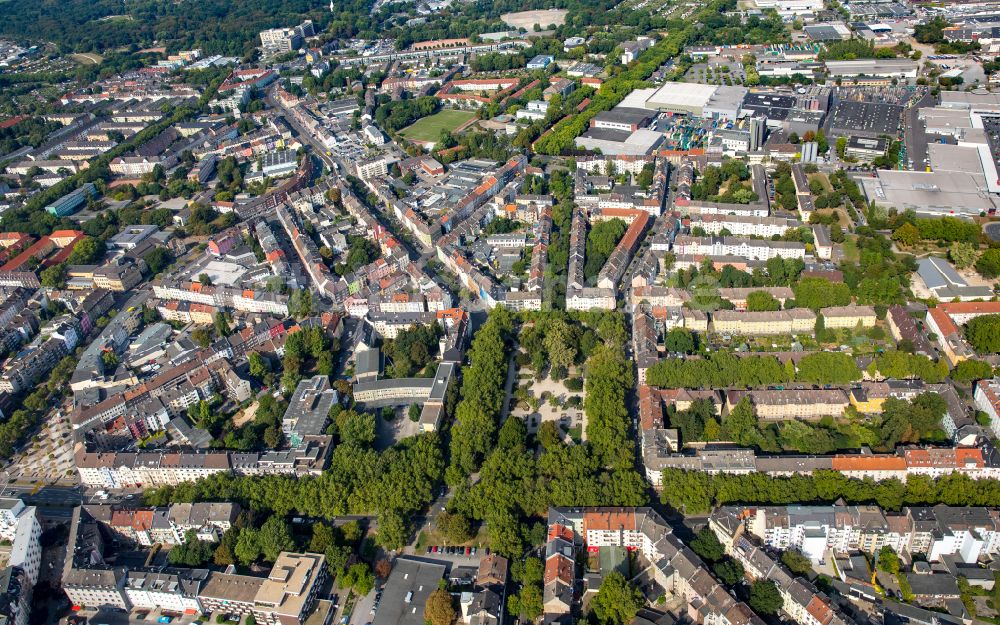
[966,315,1000,353]
[589,571,644,625]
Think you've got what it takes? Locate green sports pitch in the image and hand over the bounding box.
[400,109,477,142]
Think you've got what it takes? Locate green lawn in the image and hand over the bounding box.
[842,236,860,263]
[400,109,476,142]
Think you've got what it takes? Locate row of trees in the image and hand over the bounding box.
[647,349,952,389]
[892,216,981,245]
[144,430,444,551]
[448,308,514,480]
[0,355,76,461]
[966,315,1000,354]
[660,468,1000,515]
[534,27,691,154]
[448,326,647,561]
[670,390,947,454]
[672,257,805,291]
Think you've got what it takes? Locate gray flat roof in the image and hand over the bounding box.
[594,107,654,126]
[861,169,998,215]
[356,348,382,376]
[428,362,454,402]
[284,376,336,438]
[831,100,902,136]
[372,557,447,625]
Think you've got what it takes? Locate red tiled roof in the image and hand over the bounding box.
[0,116,27,130]
[544,553,574,585]
[939,302,1000,315]
[927,307,959,338]
[583,509,636,532]
[831,456,906,471]
[547,523,574,543]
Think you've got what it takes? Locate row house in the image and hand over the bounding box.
[672,235,806,261]
[711,308,816,336]
[717,287,794,311]
[544,507,769,625]
[821,305,877,329]
[64,507,326,622]
[75,442,332,488]
[717,504,1000,566]
[711,510,852,625]
[696,213,803,238]
[151,280,289,316]
[641,438,1000,488]
[725,389,851,421]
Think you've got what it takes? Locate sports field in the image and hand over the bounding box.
[400,109,476,142]
[501,9,568,29]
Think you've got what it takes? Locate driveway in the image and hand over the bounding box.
[347,586,377,625]
[904,91,933,171]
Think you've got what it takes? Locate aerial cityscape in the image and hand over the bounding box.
[4,0,1000,624]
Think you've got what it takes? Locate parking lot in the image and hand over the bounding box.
[684,61,747,86]
[422,545,484,559]
[978,116,1000,180]
[10,408,76,484]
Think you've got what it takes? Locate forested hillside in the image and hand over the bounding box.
[0,0,370,55]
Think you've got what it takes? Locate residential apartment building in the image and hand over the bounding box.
[259,21,313,55]
[566,287,616,311]
[710,510,851,625]
[714,503,1000,566]
[641,440,1000,488]
[848,380,927,414]
[123,570,207,613]
[725,389,850,421]
[0,334,69,393]
[544,507,774,625]
[718,287,794,311]
[75,444,330,488]
[711,309,816,336]
[0,566,32,625]
[152,280,289,316]
[110,156,176,176]
[821,305,877,329]
[63,508,328,622]
[975,378,1000,438]
[695,214,802,238]
[672,235,806,260]
[887,304,933,356]
[99,502,239,546]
